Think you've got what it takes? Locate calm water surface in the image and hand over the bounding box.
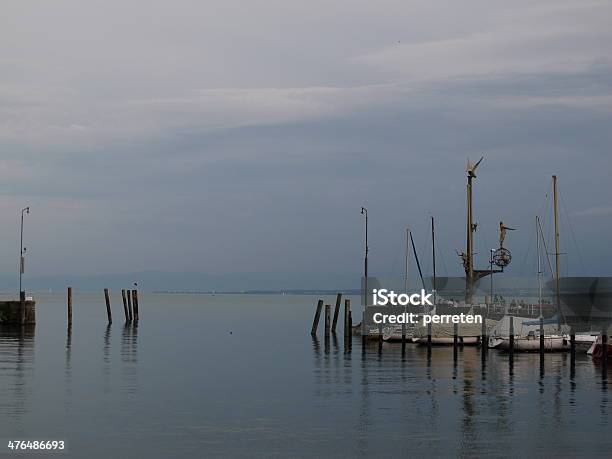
[0,292,610,458]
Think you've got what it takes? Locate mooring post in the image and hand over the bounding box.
[311,299,323,336]
[509,315,515,356]
[539,316,545,356]
[67,287,73,326]
[127,289,133,322]
[104,288,112,324]
[343,299,350,337]
[481,316,487,348]
[132,290,139,321]
[602,330,608,361]
[19,290,26,325]
[453,321,458,358]
[570,329,576,364]
[332,293,342,333]
[427,321,432,350]
[121,289,129,322]
[324,304,331,337]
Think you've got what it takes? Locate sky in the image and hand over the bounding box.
[1,0,611,288]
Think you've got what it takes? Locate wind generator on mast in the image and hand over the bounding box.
[462,156,511,304]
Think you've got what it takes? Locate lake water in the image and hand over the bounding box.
[0,292,610,458]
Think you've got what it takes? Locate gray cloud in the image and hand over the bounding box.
[0,0,611,288]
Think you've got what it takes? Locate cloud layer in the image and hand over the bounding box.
[1,0,611,284]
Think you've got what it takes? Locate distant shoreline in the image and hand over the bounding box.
[151,289,361,295]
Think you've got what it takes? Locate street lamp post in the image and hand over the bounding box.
[360,207,368,339]
[20,206,30,301]
[361,207,368,281]
[489,248,494,315]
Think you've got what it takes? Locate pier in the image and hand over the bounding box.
[0,300,36,325]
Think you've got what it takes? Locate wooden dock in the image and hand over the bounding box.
[0,300,36,325]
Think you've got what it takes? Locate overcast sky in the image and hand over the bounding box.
[1,0,611,285]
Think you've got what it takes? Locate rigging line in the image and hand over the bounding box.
[546,188,553,260]
[520,190,551,277]
[537,217,555,281]
[559,189,586,274]
[409,231,426,290]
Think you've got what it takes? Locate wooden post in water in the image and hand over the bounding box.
[311,300,323,336]
[509,315,515,356]
[121,290,129,322]
[20,290,26,324]
[602,331,608,361]
[427,321,432,350]
[67,287,73,326]
[570,330,576,363]
[324,304,331,337]
[344,299,350,337]
[132,290,139,321]
[127,289,133,322]
[453,321,458,355]
[481,316,487,348]
[539,316,545,356]
[104,288,112,324]
[331,293,342,333]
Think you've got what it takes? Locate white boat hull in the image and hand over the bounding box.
[489,335,570,351]
[414,336,479,345]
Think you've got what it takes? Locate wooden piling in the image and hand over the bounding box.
[509,315,515,356]
[453,321,458,352]
[539,316,545,356]
[311,300,323,336]
[132,290,139,321]
[427,321,432,350]
[67,287,73,326]
[570,331,576,362]
[324,304,331,337]
[127,290,133,322]
[343,299,350,337]
[104,288,112,324]
[20,290,26,325]
[602,331,608,361]
[121,289,129,322]
[331,293,342,333]
[480,317,487,347]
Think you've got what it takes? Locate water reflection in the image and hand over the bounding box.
[120,323,139,396]
[0,326,35,429]
[310,339,612,455]
[103,324,112,394]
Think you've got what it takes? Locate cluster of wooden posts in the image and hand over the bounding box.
[309,301,591,366]
[66,287,140,325]
[310,293,352,338]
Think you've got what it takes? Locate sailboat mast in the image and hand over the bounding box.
[405,228,409,294]
[536,216,542,319]
[552,176,561,312]
[466,175,473,284]
[432,217,436,307]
